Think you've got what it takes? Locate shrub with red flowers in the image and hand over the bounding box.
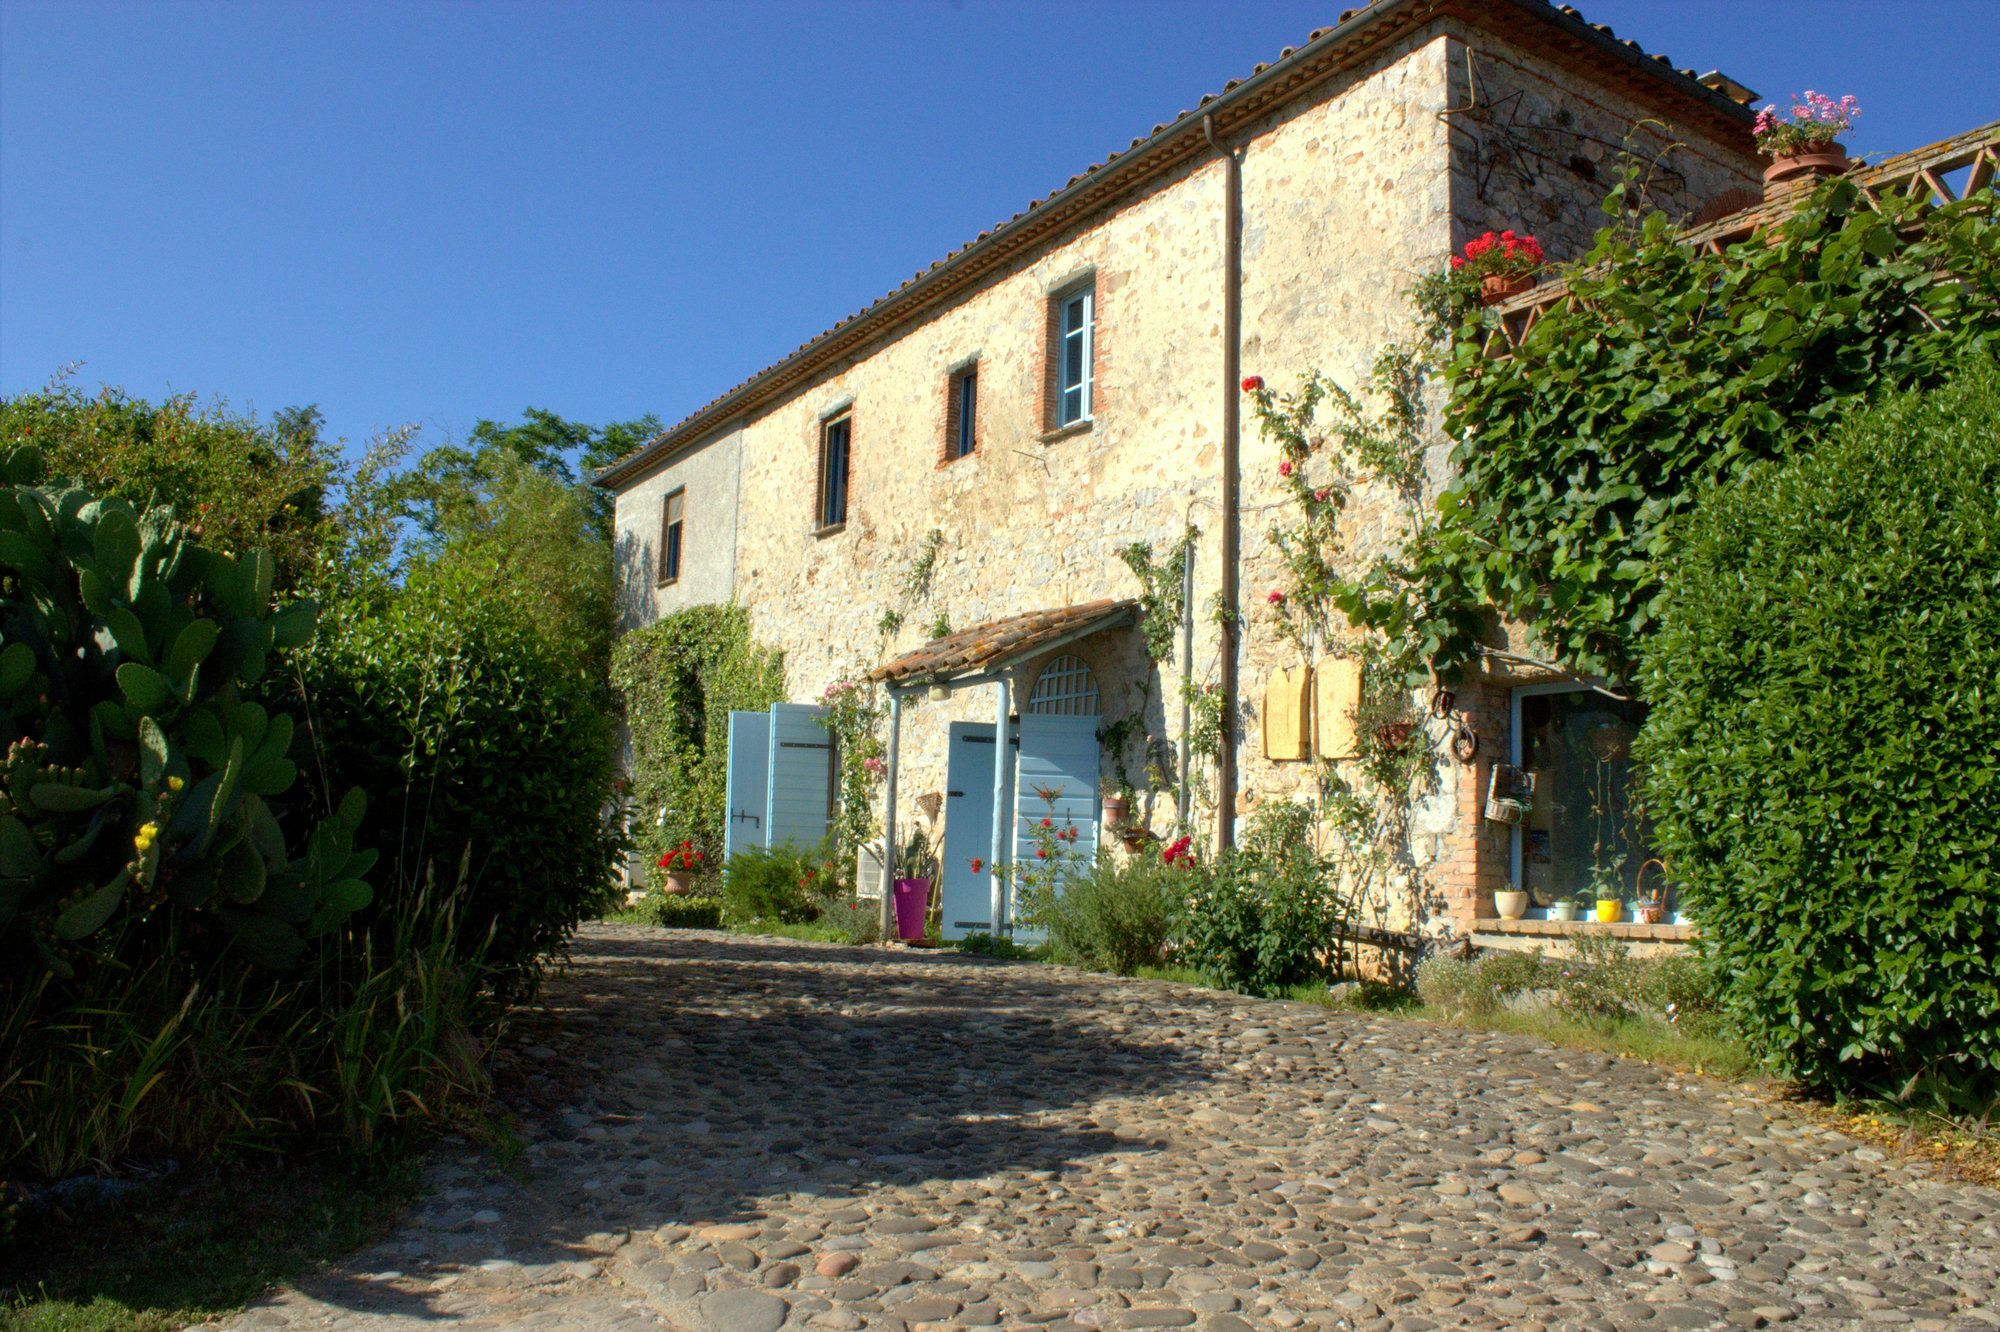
[657,840,705,874]
[1161,835,1195,868]
[1449,229,1544,281]
[1753,91,1858,157]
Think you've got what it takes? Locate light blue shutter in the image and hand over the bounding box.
[766,702,834,851]
[1011,713,1100,938]
[723,710,772,865]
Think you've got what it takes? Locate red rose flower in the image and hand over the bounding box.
[1267,589,1284,605]
[1278,460,1293,477]
[1240,375,1264,392]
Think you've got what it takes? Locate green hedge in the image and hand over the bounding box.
[1638,357,2000,1100]
[302,556,623,1001]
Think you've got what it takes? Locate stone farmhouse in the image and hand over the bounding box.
[597,0,1764,948]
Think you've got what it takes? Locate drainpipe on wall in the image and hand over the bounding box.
[1203,113,1243,851]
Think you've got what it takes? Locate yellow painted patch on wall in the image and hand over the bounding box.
[1313,657,1363,761]
[1262,664,1312,761]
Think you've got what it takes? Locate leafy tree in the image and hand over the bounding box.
[0,378,337,591]
[396,406,659,544]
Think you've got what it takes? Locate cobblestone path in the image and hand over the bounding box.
[221,923,1998,1331]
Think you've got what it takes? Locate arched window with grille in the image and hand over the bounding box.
[1026,653,1100,717]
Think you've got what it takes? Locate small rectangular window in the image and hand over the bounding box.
[658,488,684,585]
[1056,286,1093,427]
[948,365,978,459]
[817,415,850,530]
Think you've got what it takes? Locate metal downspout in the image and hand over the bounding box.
[1204,113,1242,852]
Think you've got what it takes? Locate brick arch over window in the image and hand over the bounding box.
[1026,653,1100,717]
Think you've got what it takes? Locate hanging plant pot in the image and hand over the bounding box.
[1479,273,1536,307]
[1762,142,1848,191]
[1118,825,1157,853]
[1374,721,1417,751]
[1101,794,1130,829]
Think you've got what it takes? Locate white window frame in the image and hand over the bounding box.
[1056,286,1093,426]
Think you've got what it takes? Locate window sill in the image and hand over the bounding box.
[812,522,848,540]
[656,578,681,589]
[1473,917,1693,943]
[1040,419,1094,445]
[937,448,977,469]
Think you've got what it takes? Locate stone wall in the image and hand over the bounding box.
[609,423,744,631]
[610,18,1760,936]
[719,26,1462,896]
[1441,30,1762,261]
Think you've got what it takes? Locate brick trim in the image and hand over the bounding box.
[1040,275,1100,434]
[940,360,980,467]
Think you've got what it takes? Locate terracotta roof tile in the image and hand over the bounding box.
[870,599,1138,686]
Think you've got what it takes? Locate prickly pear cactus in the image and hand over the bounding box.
[0,445,374,972]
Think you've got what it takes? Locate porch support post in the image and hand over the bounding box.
[878,686,903,938]
[989,675,1012,934]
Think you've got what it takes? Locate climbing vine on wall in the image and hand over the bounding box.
[817,677,886,886]
[1244,364,1441,922]
[1408,170,2000,683]
[609,604,786,865]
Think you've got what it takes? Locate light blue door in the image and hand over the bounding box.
[939,721,1007,940]
[722,710,771,866]
[765,702,833,852]
[1011,713,1102,942]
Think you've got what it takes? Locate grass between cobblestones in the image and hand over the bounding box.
[1,1149,425,1332]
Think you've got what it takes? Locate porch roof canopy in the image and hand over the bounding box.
[869,598,1138,689]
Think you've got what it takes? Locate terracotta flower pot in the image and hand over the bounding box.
[1494,889,1529,921]
[1101,795,1130,829]
[1374,722,1417,751]
[1479,272,1536,307]
[663,870,694,896]
[1763,142,1848,190]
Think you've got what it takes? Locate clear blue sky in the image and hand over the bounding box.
[3,1,1995,457]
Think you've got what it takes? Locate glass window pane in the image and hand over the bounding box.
[1518,690,1661,916]
[957,372,976,455]
[665,523,682,580]
[1060,384,1082,425]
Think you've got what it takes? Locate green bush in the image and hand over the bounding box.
[1171,814,1359,997]
[720,840,838,924]
[1032,852,1179,975]
[300,555,623,1002]
[643,895,723,930]
[1639,357,2000,1099]
[815,895,883,945]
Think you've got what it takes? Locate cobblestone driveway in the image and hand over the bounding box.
[223,924,1998,1331]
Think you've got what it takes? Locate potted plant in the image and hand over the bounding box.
[1451,229,1546,306]
[1549,890,1588,923]
[1101,781,1132,830]
[1754,91,1858,191]
[657,840,704,894]
[1494,887,1530,920]
[894,827,940,942]
[1634,857,1669,925]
